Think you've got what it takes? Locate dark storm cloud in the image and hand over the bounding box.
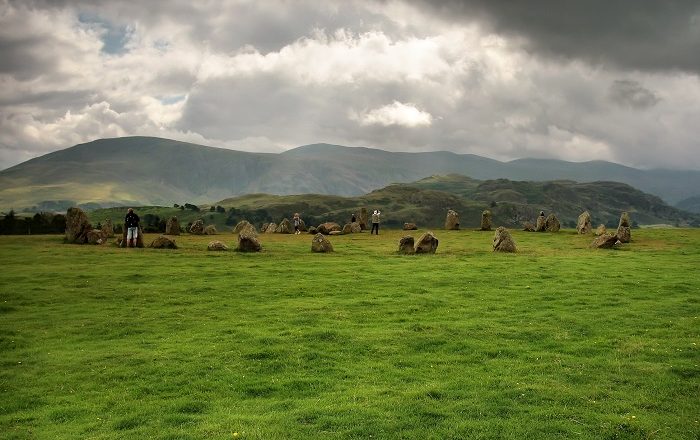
[409,0,700,74]
[0,34,57,80]
[608,80,660,109]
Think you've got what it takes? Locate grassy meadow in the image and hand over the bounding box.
[0,228,698,439]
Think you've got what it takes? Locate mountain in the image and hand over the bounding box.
[1,136,699,210]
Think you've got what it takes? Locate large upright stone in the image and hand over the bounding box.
[237,229,262,252]
[276,218,292,234]
[311,233,333,253]
[619,211,631,227]
[102,219,114,238]
[398,236,415,254]
[576,211,592,234]
[414,231,439,254]
[189,219,204,235]
[234,220,256,236]
[350,222,361,233]
[265,223,277,233]
[342,223,353,234]
[65,207,92,244]
[492,226,517,253]
[358,208,369,230]
[480,210,493,231]
[165,217,180,235]
[445,210,459,230]
[545,214,561,232]
[617,212,631,243]
[204,225,217,235]
[535,213,546,232]
[595,224,607,236]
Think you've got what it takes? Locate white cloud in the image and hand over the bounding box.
[352,101,433,127]
[0,0,699,171]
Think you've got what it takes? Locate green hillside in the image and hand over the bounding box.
[88,175,698,231]
[1,136,700,211]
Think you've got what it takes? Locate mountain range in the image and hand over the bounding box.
[1,136,699,214]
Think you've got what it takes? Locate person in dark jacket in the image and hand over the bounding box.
[124,208,140,247]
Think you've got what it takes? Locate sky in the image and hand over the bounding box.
[1,0,699,171]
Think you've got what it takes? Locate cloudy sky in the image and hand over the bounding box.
[1,0,699,171]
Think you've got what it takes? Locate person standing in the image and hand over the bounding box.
[293,213,302,235]
[371,210,380,235]
[351,213,356,223]
[124,208,140,247]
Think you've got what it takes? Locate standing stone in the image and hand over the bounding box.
[445,210,459,230]
[235,221,257,236]
[535,212,546,232]
[414,231,439,254]
[342,223,353,234]
[165,217,181,235]
[358,208,369,230]
[189,219,205,235]
[617,212,631,243]
[545,214,561,232]
[265,223,277,233]
[398,236,415,254]
[595,224,607,236]
[619,211,631,227]
[480,210,493,231]
[403,223,418,230]
[590,233,619,249]
[150,236,178,249]
[317,222,341,235]
[350,222,361,233]
[87,229,106,245]
[207,240,228,251]
[492,226,517,253]
[237,229,262,252]
[204,225,217,235]
[522,222,535,232]
[233,220,257,234]
[65,207,92,244]
[311,233,333,253]
[276,218,292,234]
[102,219,114,237]
[576,211,592,234]
[261,223,269,233]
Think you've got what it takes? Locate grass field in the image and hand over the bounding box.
[1,228,698,439]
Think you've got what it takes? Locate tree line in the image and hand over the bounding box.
[0,211,67,235]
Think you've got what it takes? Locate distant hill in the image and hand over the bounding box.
[88,174,698,231]
[2,136,700,211]
[676,196,700,214]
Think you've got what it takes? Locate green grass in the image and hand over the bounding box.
[1,228,698,439]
